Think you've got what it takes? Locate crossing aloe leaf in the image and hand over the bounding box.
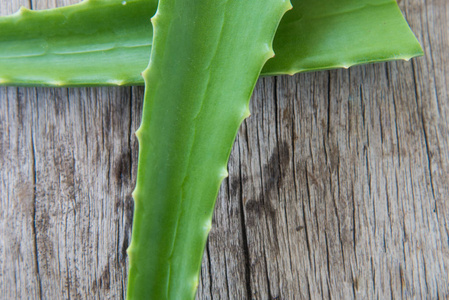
[0,0,422,87]
[126,0,291,298]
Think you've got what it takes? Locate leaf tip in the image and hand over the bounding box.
[402,55,413,62]
[192,276,199,292]
[141,68,151,79]
[135,128,143,142]
[203,218,212,233]
[126,243,136,259]
[131,188,138,200]
[150,11,160,25]
[219,167,229,179]
[14,5,31,16]
[241,106,251,120]
[108,79,126,86]
[262,42,275,61]
[49,80,66,87]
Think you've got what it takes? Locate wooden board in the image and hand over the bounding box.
[1,0,448,298]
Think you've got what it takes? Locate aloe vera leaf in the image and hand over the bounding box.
[262,0,424,74]
[0,0,156,87]
[126,0,291,298]
[0,0,421,87]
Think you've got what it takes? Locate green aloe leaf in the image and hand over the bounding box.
[263,0,424,74]
[0,0,422,87]
[0,0,156,86]
[126,0,291,298]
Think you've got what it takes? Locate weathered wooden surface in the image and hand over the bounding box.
[1,0,448,298]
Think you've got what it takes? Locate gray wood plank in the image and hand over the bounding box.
[0,0,448,299]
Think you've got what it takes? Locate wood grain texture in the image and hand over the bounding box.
[0,0,448,299]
